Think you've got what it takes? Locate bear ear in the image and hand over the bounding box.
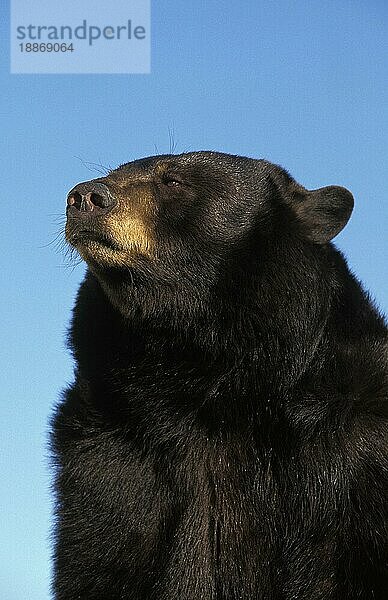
[291,185,354,243]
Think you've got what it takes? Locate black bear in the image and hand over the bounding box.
[51,152,388,599]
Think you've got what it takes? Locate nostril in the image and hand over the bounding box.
[90,192,107,209]
[67,191,82,209]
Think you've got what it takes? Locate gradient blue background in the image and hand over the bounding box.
[1,1,387,598]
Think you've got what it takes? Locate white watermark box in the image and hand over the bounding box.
[11,0,150,74]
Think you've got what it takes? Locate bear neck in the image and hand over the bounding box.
[68,247,387,438]
[70,255,333,402]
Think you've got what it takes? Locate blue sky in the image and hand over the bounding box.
[0,1,387,598]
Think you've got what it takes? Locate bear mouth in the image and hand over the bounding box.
[67,228,122,252]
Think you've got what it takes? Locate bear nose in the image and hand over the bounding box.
[67,182,116,215]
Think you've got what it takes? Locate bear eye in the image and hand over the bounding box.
[162,173,184,187]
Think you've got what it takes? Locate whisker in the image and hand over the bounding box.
[168,126,177,154]
[39,229,66,249]
[73,156,111,176]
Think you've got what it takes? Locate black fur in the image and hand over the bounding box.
[51,152,388,599]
